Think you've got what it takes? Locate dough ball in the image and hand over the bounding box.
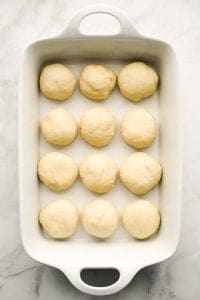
[39,199,78,239]
[79,154,117,193]
[80,107,116,147]
[121,108,156,149]
[118,62,158,101]
[122,200,160,239]
[79,64,116,100]
[38,152,78,192]
[40,64,76,101]
[120,152,162,195]
[41,108,77,146]
[82,199,119,238]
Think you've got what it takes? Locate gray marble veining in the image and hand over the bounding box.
[0,0,200,299]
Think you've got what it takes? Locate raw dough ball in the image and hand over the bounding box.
[39,199,79,239]
[118,62,158,101]
[41,108,77,146]
[121,108,156,149]
[120,152,162,195]
[82,199,119,238]
[80,107,116,147]
[38,152,78,192]
[122,200,160,239]
[79,64,116,100]
[40,64,76,101]
[79,154,117,193]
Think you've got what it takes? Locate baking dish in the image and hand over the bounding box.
[19,4,181,296]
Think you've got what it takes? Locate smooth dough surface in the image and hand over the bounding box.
[79,64,116,100]
[41,108,77,146]
[39,199,79,239]
[80,107,116,147]
[79,153,118,193]
[121,108,156,149]
[40,64,76,101]
[120,152,162,195]
[122,200,161,239]
[38,152,78,192]
[118,62,158,101]
[82,199,119,238]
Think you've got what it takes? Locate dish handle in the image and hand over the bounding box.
[61,264,140,296]
[59,4,141,38]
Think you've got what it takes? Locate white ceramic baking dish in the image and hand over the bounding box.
[19,5,181,296]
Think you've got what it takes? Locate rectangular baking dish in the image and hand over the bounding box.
[19,5,181,296]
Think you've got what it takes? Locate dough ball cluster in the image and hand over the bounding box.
[79,64,116,100]
[39,199,78,239]
[38,61,162,242]
[120,152,162,195]
[79,154,118,193]
[38,152,78,192]
[82,199,119,239]
[118,62,158,101]
[40,64,76,101]
[122,200,160,239]
[121,108,156,149]
[80,107,116,147]
[41,108,77,146]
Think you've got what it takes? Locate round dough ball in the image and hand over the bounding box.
[39,199,78,239]
[118,62,158,101]
[79,64,116,100]
[120,152,162,195]
[122,200,160,239]
[121,108,156,149]
[80,107,116,147]
[82,199,119,238]
[38,152,78,192]
[40,64,76,101]
[79,154,117,193]
[41,108,77,146]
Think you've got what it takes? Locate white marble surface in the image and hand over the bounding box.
[0,0,199,299]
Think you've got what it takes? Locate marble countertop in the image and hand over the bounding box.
[0,0,199,299]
